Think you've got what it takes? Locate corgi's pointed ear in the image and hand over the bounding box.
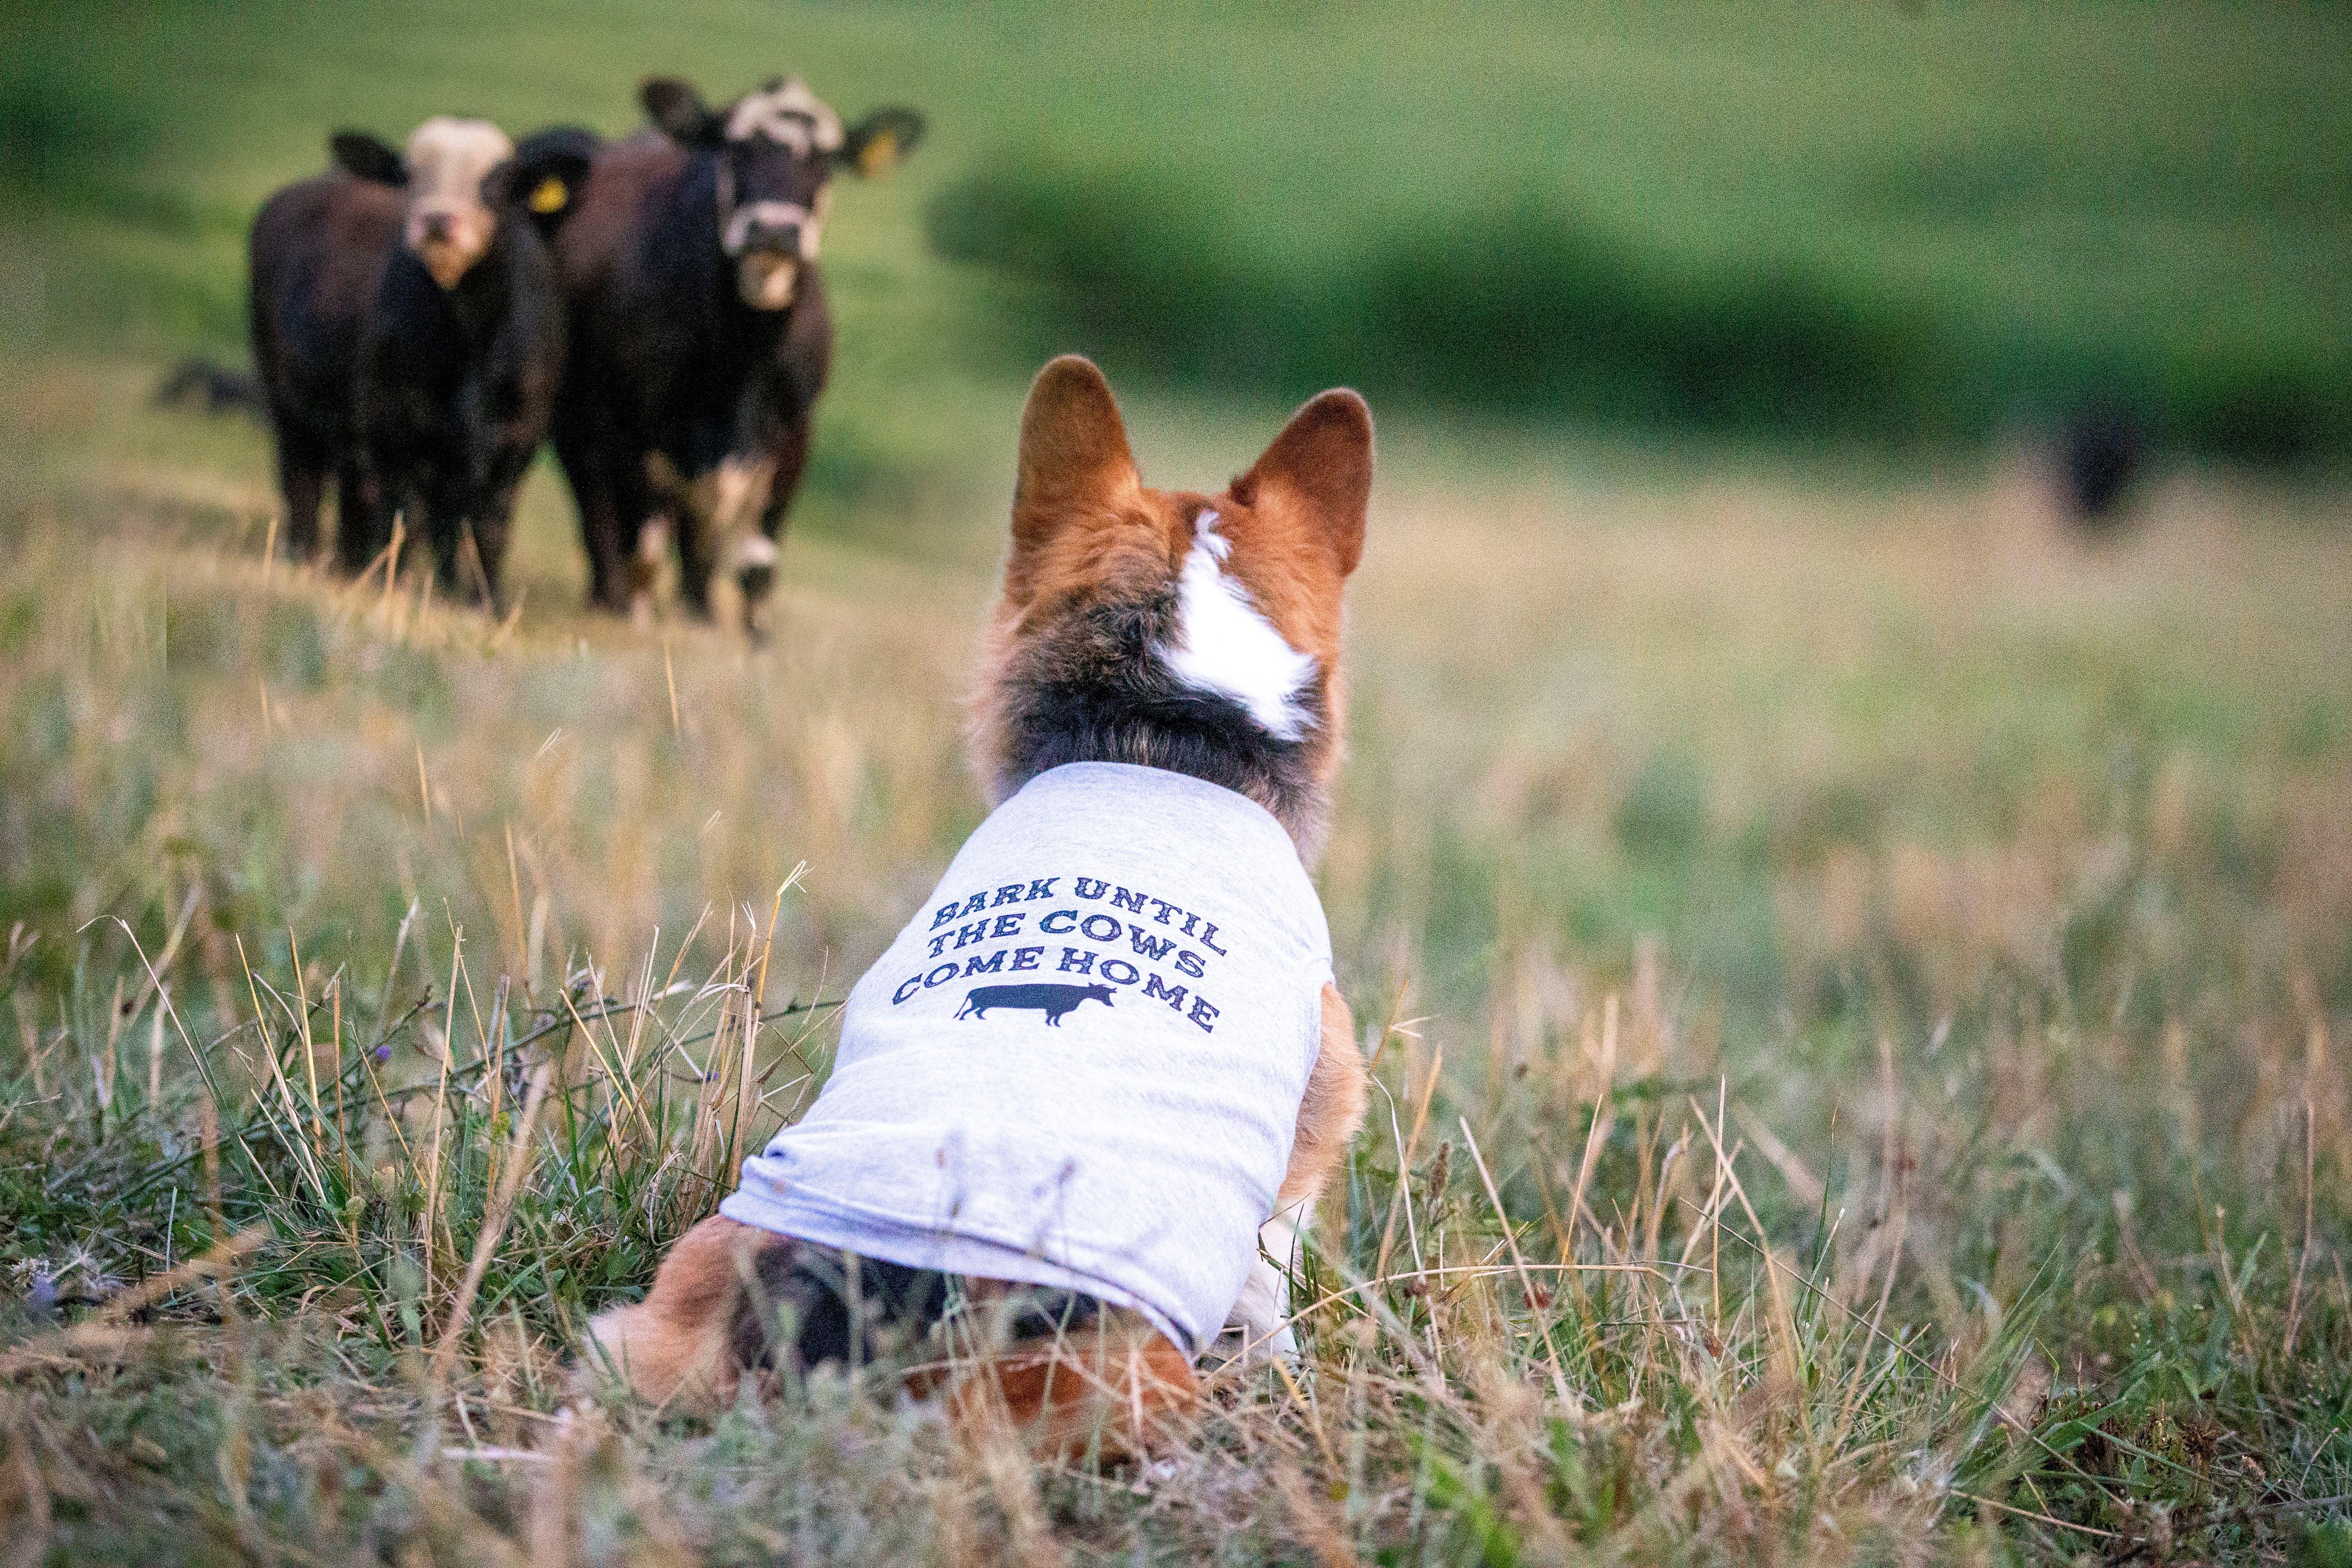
[1011,356,1140,562]
[1234,389,1372,577]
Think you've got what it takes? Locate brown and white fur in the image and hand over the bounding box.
[581,357,1372,1451]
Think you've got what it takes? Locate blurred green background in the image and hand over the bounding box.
[6,0,2350,462]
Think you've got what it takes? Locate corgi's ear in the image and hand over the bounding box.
[1233,389,1372,577]
[1010,356,1141,578]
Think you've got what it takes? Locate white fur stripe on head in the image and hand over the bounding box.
[1161,510,1319,740]
[724,77,844,154]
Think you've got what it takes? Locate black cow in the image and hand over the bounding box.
[339,121,594,603]
[2056,407,2148,532]
[249,154,404,571]
[249,120,591,600]
[548,76,921,627]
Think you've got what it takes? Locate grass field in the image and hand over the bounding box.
[5,3,2352,1563]
[8,1,2352,455]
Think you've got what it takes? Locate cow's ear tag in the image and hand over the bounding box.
[857,130,898,177]
[529,176,569,214]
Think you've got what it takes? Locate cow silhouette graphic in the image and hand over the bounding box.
[956,982,1114,1025]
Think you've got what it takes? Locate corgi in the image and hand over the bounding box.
[580,356,1372,1453]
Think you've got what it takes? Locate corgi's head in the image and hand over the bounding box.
[971,356,1372,860]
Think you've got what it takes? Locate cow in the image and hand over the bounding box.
[248,120,592,601]
[547,76,922,627]
[338,121,595,604]
[2055,406,2147,532]
[249,151,405,573]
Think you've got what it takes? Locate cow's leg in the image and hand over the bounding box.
[590,489,635,613]
[559,439,633,613]
[274,433,328,563]
[759,415,813,548]
[449,520,492,610]
[674,477,722,621]
[459,366,546,613]
[461,447,534,612]
[333,458,384,578]
[466,496,517,613]
[673,450,779,632]
[387,486,426,583]
[420,466,470,597]
[738,421,811,627]
[364,397,437,590]
[450,463,523,611]
[608,461,672,623]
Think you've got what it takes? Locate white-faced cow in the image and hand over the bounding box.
[548,76,921,627]
[249,119,591,602]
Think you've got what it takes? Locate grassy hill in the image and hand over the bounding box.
[6,0,2351,458]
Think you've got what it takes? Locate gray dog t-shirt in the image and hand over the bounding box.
[720,761,1332,1354]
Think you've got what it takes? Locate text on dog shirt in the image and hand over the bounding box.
[720,761,1333,1354]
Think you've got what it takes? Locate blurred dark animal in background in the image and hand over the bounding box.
[547,75,921,627]
[2056,407,2148,532]
[152,357,261,416]
[249,151,407,571]
[249,120,592,602]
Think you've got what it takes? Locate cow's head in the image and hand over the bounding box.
[640,74,924,312]
[332,119,593,289]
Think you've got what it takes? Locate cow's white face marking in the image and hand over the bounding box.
[1162,510,1318,740]
[724,77,844,155]
[402,118,513,289]
[724,199,822,260]
[719,83,841,309]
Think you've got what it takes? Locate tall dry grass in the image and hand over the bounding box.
[4,414,2350,1562]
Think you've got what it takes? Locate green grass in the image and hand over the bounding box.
[919,1,2352,456]
[7,0,2350,457]
[4,2,2352,1561]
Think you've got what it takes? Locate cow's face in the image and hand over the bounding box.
[402,119,515,288]
[642,75,924,312]
[714,79,838,311]
[330,118,515,289]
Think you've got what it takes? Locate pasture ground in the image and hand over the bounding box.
[5,2,2352,1563]
[4,361,2349,1564]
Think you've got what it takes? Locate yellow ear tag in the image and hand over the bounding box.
[529,176,568,214]
[858,130,898,177]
